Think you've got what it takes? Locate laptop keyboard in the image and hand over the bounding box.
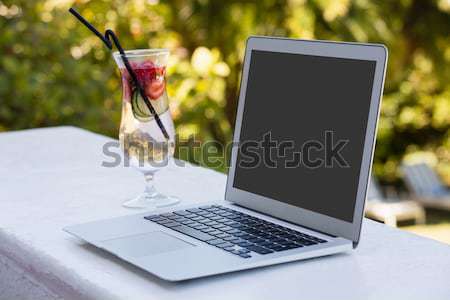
[144,205,327,259]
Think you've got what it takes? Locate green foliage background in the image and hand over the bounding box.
[1,0,449,185]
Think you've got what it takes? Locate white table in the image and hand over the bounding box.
[1,126,449,300]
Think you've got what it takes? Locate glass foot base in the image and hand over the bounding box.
[123,193,180,209]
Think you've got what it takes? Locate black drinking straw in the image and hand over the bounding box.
[68,7,170,140]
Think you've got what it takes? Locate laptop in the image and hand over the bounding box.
[64,36,387,281]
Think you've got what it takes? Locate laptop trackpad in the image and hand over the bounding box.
[101,231,194,258]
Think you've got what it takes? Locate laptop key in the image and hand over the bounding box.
[147,217,166,223]
[215,218,230,223]
[280,233,297,240]
[222,220,235,225]
[251,230,265,236]
[223,246,236,252]
[245,245,273,255]
[184,214,198,219]
[256,240,273,247]
[237,241,253,247]
[162,221,180,228]
[196,219,212,224]
[236,248,250,254]
[270,230,284,236]
[214,233,230,239]
[154,219,172,225]
[236,225,250,231]
[192,224,208,230]
[212,224,227,230]
[247,237,265,244]
[294,238,317,246]
[271,245,286,251]
[187,221,202,227]
[240,234,253,240]
[308,237,327,243]
[218,212,234,217]
[215,242,234,249]
[239,253,252,258]
[196,211,210,216]
[276,239,292,246]
[206,221,219,226]
[209,230,223,236]
[203,213,217,218]
[202,221,215,226]
[262,243,281,250]
[271,238,288,244]
[219,226,233,232]
[160,213,175,218]
[277,245,296,251]
[173,210,190,216]
[232,231,246,237]
[284,243,302,249]
[180,220,195,225]
[171,225,215,242]
[223,236,235,241]
[232,238,246,244]
[207,239,225,245]
[302,240,317,246]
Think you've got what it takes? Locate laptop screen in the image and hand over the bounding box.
[233,50,376,222]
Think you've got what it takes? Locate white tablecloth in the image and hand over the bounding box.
[1,126,449,300]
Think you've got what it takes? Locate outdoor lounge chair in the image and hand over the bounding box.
[402,163,450,211]
[365,177,426,227]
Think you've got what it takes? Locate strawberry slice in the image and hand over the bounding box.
[146,79,165,100]
[121,60,166,102]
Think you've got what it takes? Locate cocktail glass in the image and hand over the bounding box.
[113,49,179,209]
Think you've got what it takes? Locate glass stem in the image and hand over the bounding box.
[143,171,158,198]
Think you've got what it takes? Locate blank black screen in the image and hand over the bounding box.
[233,50,376,222]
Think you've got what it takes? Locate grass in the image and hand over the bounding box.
[400,209,450,245]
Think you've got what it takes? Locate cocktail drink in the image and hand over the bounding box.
[113,49,179,209]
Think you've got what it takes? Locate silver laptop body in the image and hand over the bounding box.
[65,36,387,281]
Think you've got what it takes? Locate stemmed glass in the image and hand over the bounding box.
[113,49,179,209]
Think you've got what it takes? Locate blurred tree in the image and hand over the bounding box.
[0,0,449,183]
